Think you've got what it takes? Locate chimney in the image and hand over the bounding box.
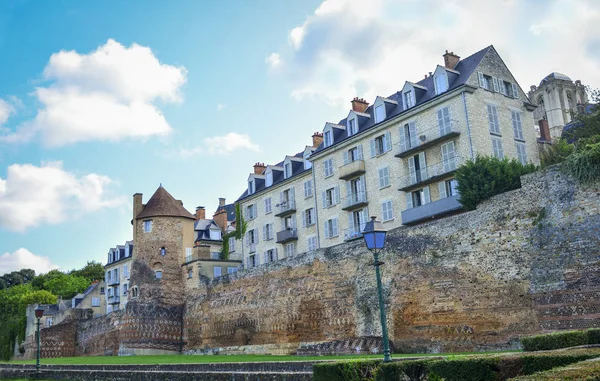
[530,85,537,92]
[253,162,266,175]
[213,209,227,233]
[443,50,460,70]
[195,206,206,220]
[219,197,226,207]
[133,193,143,237]
[351,97,369,113]
[312,132,323,148]
[539,119,551,142]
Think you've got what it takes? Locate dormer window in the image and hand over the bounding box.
[347,118,358,136]
[284,162,292,179]
[265,170,273,187]
[403,89,415,109]
[375,104,385,123]
[435,73,448,94]
[248,179,255,195]
[304,150,312,170]
[323,130,333,147]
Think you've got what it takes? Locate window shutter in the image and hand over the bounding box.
[262,225,266,240]
[324,221,330,239]
[418,152,427,180]
[322,191,327,208]
[290,187,295,201]
[370,138,376,158]
[360,208,368,227]
[437,109,444,135]
[291,215,297,229]
[384,131,392,152]
[411,91,416,107]
[345,181,351,198]
[409,122,417,148]
[343,150,349,165]
[511,83,518,98]
[255,229,259,243]
[302,211,306,227]
[439,181,447,199]
[378,168,384,188]
[399,125,407,152]
[408,157,417,184]
[499,80,505,95]
[348,213,354,229]
[511,111,518,138]
[332,218,338,236]
[492,77,499,92]
[357,145,363,160]
[478,72,485,88]
[423,186,431,204]
[334,186,341,204]
[406,192,413,209]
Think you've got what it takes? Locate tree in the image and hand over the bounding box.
[43,273,89,299]
[562,87,599,143]
[69,261,104,282]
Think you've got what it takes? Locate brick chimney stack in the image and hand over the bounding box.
[351,97,369,113]
[253,162,266,175]
[538,119,551,142]
[219,198,226,207]
[132,193,144,237]
[312,132,323,148]
[443,50,460,70]
[213,209,227,233]
[195,206,206,220]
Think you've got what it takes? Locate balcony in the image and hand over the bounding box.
[342,190,368,211]
[401,194,463,225]
[344,224,366,241]
[276,228,298,244]
[108,296,120,305]
[395,123,461,158]
[339,159,366,180]
[398,156,465,192]
[274,199,296,217]
[107,279,120,286]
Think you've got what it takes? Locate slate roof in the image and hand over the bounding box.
[540,72,572,85]
[194,219,222,241]
[215,203,236,222]
[136,186,195,220]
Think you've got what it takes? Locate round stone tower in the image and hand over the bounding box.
[120,185,196,355]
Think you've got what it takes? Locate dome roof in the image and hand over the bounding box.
[540,72,572,85]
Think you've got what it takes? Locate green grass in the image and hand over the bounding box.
[2,351,519,365]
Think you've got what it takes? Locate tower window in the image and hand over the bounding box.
[155,270,163,279]
[160,247,166,256]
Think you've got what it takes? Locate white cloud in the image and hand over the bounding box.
[270,0,600,109]
[265,52,283,69]
[217,103,227,111]
[0,39,187,147]
[0,248,59,276]
[0,161,126,232]
[179,132,260,157]
[0,99,14,126]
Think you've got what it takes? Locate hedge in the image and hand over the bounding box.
[521,328,600,351]
[509,358,600,380]
[313,349,600,381]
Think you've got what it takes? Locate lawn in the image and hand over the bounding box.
[3,351,519,365]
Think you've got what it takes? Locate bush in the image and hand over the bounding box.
[563,138,600,184]
[522,330,590,351]
[375,359,431,381]
[455,156,538,210]
[313,359,382,381]
[509,358,600,380]
[539,139,574,167]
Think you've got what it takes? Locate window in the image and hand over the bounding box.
[247,229,258,244]
[210,251,220,259]
[100,287,105,295]
[323,130,333,147]
[403,90,415,108]
[406,187,431,208]
[188,269,193,279]
[209,229,221,240]
[347,118,357,136]
[91,297,100,307]
[322,186,340,208]
[123,265,129,278]
[160,247,166,256]
[441,141,456,172]
[378,166,390,188]
[408,152,427,184]
[324,218,339,238]
[248,255,256,268]
[370,132,392,157]
[248,179,255,195]
[478,72,493,91]
[437,107,452,136]
[283,215,296,230]
[264,248,278,263]
[46,317,53,327]
[400,122,417,151]
[265,197,272,214]
[439,179,459,198]
[304,180,313,198]
[246,204,257,220]
[382,200,393,221]
[229,236,236,252]
[308,236,318,251]
[285,243,296,257]
[155,270,163,279]
[303,208,315,227]
[304,150,312,170]
[143,220,152,233]
[214,267,222,278]
[487,104,500,135]
[185,248,192,263]
[324,158,334,177]
[501,81,518,99]
[375,104,385,123]
[516,142,528,165]
[227,267,238,274]
[344,145,363,164]
[435,73,448,94]
[107,288,113,297]
[123,283,128,295]
[106,271,111,282]
[492,137,504,159]
[263,223,274,240]
[266,170,273,187]
[284,162,292,179]
[511,111,524,141]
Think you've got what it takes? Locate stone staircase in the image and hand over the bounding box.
[296,336,389,356]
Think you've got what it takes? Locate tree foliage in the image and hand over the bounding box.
[0,269,36,290]
[220,203,247,260]
[455,156,537,210]
[69,260,105,283]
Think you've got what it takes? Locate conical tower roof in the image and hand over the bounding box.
[136,186,195,220]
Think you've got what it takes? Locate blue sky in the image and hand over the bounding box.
[1,0,598,275]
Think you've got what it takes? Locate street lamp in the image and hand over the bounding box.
[34,306,44,372]
[362,216,392,363]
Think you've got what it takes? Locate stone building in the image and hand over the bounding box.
[528,73,589,139]
[104,242,133,314]
[235,45,540,266]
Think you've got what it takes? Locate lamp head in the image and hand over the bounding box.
[34,306,45,319]
[362,216,387,251]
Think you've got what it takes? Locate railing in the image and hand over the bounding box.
[339,159,366,180]
[398,156,465,190]
[344,223,366,241]
[396,123,460,158]
[275,198,296,217]
[342,190,368,210]
[107,279,120,286]
[276,228,298,243]
[401,194,463,225]
[108,296,120,304]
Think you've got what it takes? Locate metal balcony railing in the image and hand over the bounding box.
[344,223,366,241]
[396,123,461,158]
[398,156,466,191]
[342,190,368,211]
[276,228,298,244]
[107,279,120,286]
[275,198,296,217]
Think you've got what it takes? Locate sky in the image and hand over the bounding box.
[0,0,598,275]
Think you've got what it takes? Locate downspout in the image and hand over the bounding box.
[311,166,321,249]
[462,91,475,160]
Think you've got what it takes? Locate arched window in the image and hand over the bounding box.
[160,247,166,256]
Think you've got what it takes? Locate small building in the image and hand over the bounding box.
[104,241,133,314]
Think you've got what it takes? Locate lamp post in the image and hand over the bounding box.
[34,306,44,372]
[362,216,392,363]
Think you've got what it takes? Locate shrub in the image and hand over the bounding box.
[375,359,430,381]
[455,156,538,210]
[521,330,589,351]
[313,359,382,381]
[562,137,600,185]
[509,358,600,380]
[539,139,574,167]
